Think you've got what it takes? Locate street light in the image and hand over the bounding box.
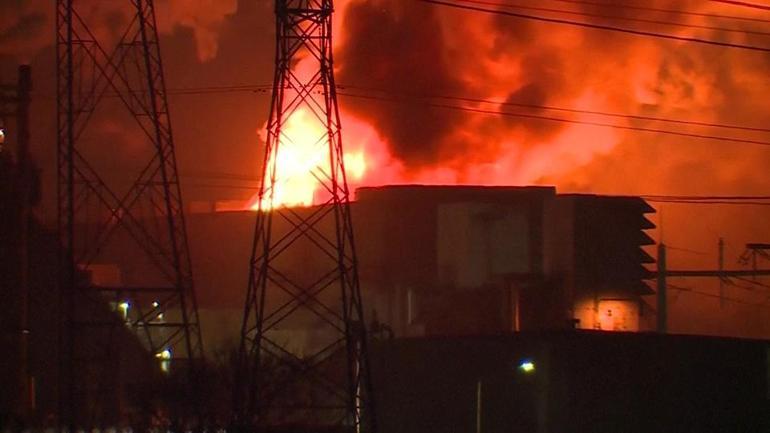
[518,359,536,374]
[118,301,130,321]
[156,348,172,373]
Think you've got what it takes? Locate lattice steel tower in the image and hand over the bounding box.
[234,1,375,431]
[56,0,203,427]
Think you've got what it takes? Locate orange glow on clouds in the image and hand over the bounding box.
[245,0,770,213]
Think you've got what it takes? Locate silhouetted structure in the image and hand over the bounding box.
[163,185,658,358]
[233,1,375,431]
[0,65,36,429]
[1,71,162,429]
[56,0,202,428]
[354,186,655,335]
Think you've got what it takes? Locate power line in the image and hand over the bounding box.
[167,86,271,96]
[149,81,770,134]
[733,275,770,290]
[676,278,769,295]
[181,170,260,181]
[642,195,770,206]
[666,244,709,255]
[456,0,770,36]
[30,84,273,100]
[35,82,770,135]
[668,285,770,308]
[420,0,770,52]
[725,278,770,293]
[339,84,770,134]
[178,175,770,208]
[185,183,259,190]
[549,0,770,24]
[645,199,770,206]
[338,91,770,148]
[711,0,770,11]
[642,195,770,200]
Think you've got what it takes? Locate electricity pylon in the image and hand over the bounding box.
[234,1,376,431]
[56,0,203,427]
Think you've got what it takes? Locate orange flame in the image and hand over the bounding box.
[249,107,368,210]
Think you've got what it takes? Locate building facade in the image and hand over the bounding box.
[353,186,656,337]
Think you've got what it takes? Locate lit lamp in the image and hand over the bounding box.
[518,359,536,374]
[156,348,172,373]
[118,301,130,321]
[151,301,163,320]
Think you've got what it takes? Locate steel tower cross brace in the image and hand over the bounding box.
[234,0,376,431]
[56,0,203,427]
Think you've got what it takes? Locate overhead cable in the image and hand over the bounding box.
[420,0,770,52]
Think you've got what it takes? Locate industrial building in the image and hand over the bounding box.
[181,185,657,350]
[352,185,656,336]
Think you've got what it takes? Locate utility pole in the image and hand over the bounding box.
[740,244,770,280]
[718,238,725,308]
[234,1,376,431]
[476,380,483,433]
[0,64,34,426]
[16,65,32,422]
[56,1,203,428]
[656,243,667,333]
[654,241,770,334]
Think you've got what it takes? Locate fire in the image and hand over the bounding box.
[249,107,369,210]
[246,0,770,213]
[344,151,367,181]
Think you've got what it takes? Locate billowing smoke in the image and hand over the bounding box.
[0,0,237,61]
[335,0,770,191]
[155,0,238,61]
[331,0,770,338]
[9,0,768,196]
[336,1,468,165]
[0,0,50,60]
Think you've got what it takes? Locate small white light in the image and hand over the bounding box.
[118,301,130,319]
[157,348,172,373]
[518,360,535,374]
[152,301,159,308]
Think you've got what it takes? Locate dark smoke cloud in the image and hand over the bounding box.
[4,0,768,203]
[335,0,770,188]
[501,52,568,140]
[0,0,238,61]
[0,12,46,45]
[336,0,468,165]
[0,0,51,60]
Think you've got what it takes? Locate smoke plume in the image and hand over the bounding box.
[0,0,237,61]
[335,0,770,192]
